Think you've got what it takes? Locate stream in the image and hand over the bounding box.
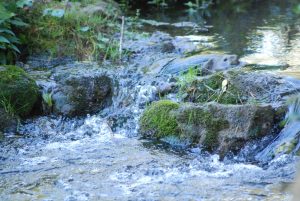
[1,0,300,200]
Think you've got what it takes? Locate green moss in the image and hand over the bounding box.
[139,100,180,138]
[0,65,39,117]
[184,72,242,104]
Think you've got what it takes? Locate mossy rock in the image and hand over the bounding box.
[0,65,39,117]
[175,103,229,151]
[139,100,180,138]
[139,101,275,156]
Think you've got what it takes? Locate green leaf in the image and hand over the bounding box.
[0,28,15,36]
[0,36,10,43]
[5,35,20,44]
[9,19,28,27]
[0,4,15,21]
[10,44,20,53]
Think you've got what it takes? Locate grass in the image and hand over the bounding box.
[21,0,123,62]
[42,92,53,108]
[177,67,199,97]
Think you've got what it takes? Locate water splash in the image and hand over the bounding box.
[256,95,300,162]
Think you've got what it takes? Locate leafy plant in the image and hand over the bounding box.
[177,67,199,97]
[0,2,28,64]
[23,0,122,62]
[0,96,17,117]
[42,92,53,108]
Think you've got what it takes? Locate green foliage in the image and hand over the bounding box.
[21,0,122,61]
[293,4,300,14]
[42,92,53,108]
[0,1,28,64]
[139,100,180,138]
[0,96,17,117]
[184,72,242,104]
[0,65,39,117]
[177,67,199,97]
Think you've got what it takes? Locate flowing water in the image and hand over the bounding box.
[2,0,300,200]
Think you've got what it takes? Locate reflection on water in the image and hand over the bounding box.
[143,0,300,77]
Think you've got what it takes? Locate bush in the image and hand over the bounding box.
[0,1,28,64]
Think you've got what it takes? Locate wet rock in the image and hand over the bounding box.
[174,103,276,156]
[184,70,300,105]
[172,35,216,54]
[0,108,17,133]
[147,54,242,75]
[0,65,39,117]
[28,63,114,116]
[256,96,300,162]
[123,32,178,71]
[23,55,75,70]
[227,71,300,103]
[139,100,276,157]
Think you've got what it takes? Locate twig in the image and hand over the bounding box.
[119,16,125,60]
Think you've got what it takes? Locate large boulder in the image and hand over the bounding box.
[174,103,276,156]
[139,100,277,156]
[0,65,39,117]
[30,63,114,116]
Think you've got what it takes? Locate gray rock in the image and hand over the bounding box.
[228,71,300,103]
[147,54,243,75]
[174,102,276,156]
[28,63,114,116]
[184,70,300,105]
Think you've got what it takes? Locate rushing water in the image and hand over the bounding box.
[2,0,300,200]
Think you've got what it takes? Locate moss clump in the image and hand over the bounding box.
[0,65,39,117]
[184,72,242,104]
[139,100,180,138]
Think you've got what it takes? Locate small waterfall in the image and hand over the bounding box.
[256,95,300,162]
